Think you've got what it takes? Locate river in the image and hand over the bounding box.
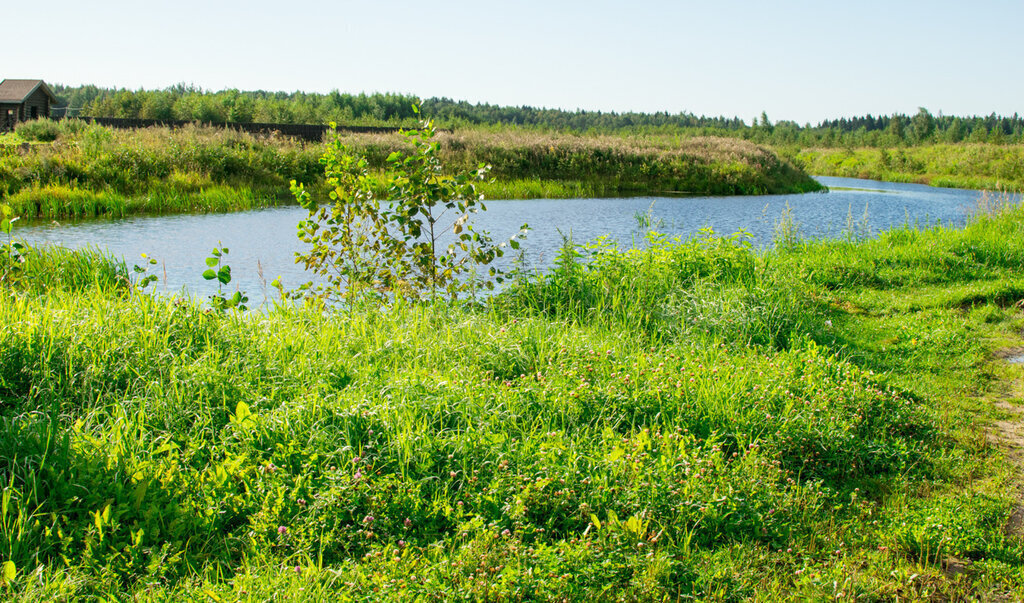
[13,176,1001,300]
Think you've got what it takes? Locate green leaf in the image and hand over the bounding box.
[234,401,251,423]
[217,266,232,285]
[205,257,219,267]
[625,514,643,535]
[1,560,15,584]
[202,269,217,280]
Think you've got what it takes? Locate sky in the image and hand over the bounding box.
[6,0,1023,125]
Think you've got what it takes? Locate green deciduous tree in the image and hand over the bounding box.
[291,112,527,305]
[910,107,936,143]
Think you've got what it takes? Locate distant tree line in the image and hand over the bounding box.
[49,84,1024,147]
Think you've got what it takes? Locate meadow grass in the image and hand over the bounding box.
[796,144,1024,191]
[0,199,1023,599]
[342,129,824,197]
[0,122,821,221]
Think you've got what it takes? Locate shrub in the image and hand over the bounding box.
[14,118,61,142]
[292,117,527,304]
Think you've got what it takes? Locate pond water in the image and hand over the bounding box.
[13,176,1001,300]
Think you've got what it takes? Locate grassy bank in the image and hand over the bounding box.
[795,143,1024,191]
[342,129,824,198]
[0,121,321,220]
[0,120,821,220]
[1,199,1023,599]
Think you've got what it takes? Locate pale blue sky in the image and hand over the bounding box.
[7,0,1022,124]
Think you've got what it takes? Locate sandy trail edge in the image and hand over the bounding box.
[990,347,1024,538]
[942,348,1024,580]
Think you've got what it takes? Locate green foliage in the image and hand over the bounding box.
[290,131,400,303]
[796,144,1024,192]
[0,122,822,223]
[130,254,159,294]
[773,202,803,251]
[910,107,936,143]
[885,493,1022,565]
[293,118,527,303]
[4,149,1024,600]
[500,229,770,340]
[0,243,129,294]
[202,242,248,311]
[47,80,1024,152]
[51,82,1024,147]
[14,119,61,142]
[0,123,319,219]
[0,203,18,237]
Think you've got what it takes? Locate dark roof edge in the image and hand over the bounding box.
[0,80,59,104]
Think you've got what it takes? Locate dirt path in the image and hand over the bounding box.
[991,347,1024,537]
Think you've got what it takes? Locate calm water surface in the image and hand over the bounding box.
[15,176,998,300]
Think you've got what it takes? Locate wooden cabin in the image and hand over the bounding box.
[0,79,57,130]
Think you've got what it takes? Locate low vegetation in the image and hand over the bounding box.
[0,119,821,221]
[796,143,1024,192]
[0,120,320,219]
[0,182,1023,599]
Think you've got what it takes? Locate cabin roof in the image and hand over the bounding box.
[0,79,57,104]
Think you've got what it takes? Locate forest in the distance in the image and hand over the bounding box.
[51,83,1024,148]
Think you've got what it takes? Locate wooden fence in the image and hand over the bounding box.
[0,117,12,133]
[75,117,404,141]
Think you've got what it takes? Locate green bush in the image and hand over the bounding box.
[14,118,61,142]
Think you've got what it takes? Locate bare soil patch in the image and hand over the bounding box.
[989,349,1024,538]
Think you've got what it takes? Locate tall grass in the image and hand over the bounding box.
[4,183,270,219]
[796,143,1024,191]
[0,122,320,218]
[0,242,128,293]
[0,122,822,221]
[344,129,824,196]
[2,201,1024,598]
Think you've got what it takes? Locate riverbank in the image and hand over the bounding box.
[0,120,822,220]
[795,143,1024,192]
[1,200,1023,600]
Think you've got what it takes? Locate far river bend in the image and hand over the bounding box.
[13,176,1009,300]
